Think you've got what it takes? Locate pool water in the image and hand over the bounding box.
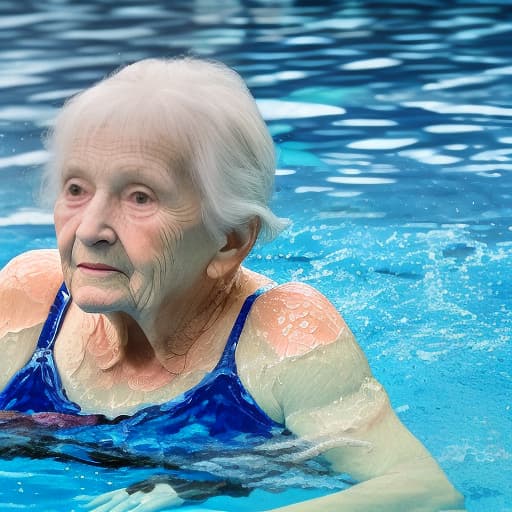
[0,1,511,511]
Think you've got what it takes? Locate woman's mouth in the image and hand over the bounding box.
[77,262,122,276]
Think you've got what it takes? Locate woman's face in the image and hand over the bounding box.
[54,129,220,320]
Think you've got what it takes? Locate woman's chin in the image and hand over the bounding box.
[71,285,129,314]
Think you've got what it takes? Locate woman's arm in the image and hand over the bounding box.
[270,371,465,511]
[0,249,63,387]
[243,282,465,512]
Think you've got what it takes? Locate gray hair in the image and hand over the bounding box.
[42,57,288,243]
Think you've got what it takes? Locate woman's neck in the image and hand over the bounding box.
[103,268,244,376]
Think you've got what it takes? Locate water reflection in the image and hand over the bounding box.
[0,0,510,244]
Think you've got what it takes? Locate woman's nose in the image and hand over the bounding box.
[75,193,118,246]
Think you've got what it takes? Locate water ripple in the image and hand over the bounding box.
[257,100,345,120]
[347,138,417,150]
[399,149,462,166]
[55,27,154,41]
[424,124,484,134]
[307,18,373,30]
[0,150,49,169]
[326,176,396,185]
[451,22,512,40]
[341,58,402,71]
[471,149,512,161]
[333,119,397,127]
[422,75,497,91]
[0,209,53,226]
[403,101,512,117]
[0,2,511,509]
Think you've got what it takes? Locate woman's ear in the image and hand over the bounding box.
[206,218,260,280]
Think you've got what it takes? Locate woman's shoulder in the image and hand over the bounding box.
[0,249,63,337]
[0,249,63,289]
[237,280,352,424]
[250,281,347,359]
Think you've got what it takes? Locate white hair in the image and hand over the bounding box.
[42,57,288,242]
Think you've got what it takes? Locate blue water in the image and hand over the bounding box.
[0,1,511,511]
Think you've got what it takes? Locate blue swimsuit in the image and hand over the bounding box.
[0,284,353,494]
[0,283,282,445]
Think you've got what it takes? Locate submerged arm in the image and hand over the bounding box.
[244,283,465,512]
[270,371,465,512]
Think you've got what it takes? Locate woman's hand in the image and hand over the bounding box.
[78,475,238,512]
[80,484,227,512]
[80,482,184,512]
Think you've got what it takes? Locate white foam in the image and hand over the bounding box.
[257,99,345,120]
[438,443,512,464]
[347,138,417,150]
[498,137,512,144]
[275,169,296,176]
[416,349,448,362]
[341,57,402,71]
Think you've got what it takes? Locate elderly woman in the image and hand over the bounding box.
[0,58,464,511]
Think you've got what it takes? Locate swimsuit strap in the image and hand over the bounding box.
[0,282,80,414]
[36,282,72,351]
[37,282,269,367]
[214,284,274,372]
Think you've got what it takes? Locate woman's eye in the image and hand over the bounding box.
[67,183,83,196]
[132,191,152,205]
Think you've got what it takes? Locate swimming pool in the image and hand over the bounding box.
[0,0,510,510]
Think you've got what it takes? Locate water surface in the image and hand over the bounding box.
[0,1,511,511]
